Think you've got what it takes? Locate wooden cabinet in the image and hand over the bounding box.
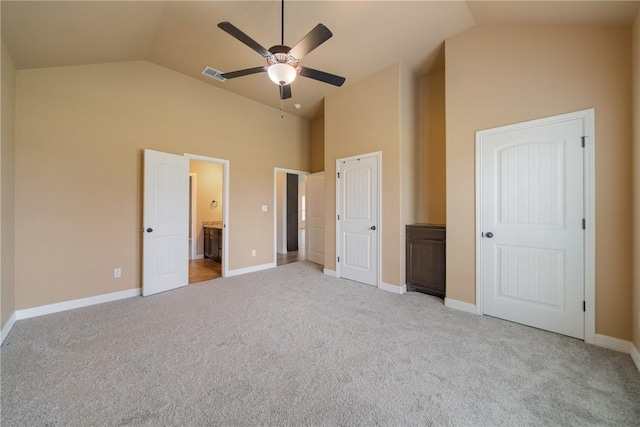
[406,224,446,298]
[204,227,222,262]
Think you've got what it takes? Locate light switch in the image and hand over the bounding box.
[262,205,268,212]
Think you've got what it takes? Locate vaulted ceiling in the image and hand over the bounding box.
[2,1,639,119]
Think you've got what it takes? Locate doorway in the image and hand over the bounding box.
[274,168,309,266]
[143,150,230,296]
[188,159,224,283]
[475,109,595,341]
[186,153,229,282]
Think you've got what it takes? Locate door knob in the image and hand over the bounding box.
[485,232,493,238]
[370,226,376,230]
[146,228,153,233]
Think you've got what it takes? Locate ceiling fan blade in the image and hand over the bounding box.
[221,66,267,80]
[299,67,346,87]
[218,22,275,60]
[288,24,333,60]
[280,84,292,100]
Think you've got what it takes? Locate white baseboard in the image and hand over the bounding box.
[1,312,17,345]
[631,344,640,373]
[444,297,477,314]
[323,269,336,277]
[226,262,275,277]
[15,288,141,321]
[380,282,406,294]
[193,254,204,260]
[594,334,632,354]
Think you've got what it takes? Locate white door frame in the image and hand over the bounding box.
[335,151,382,287]
[189,173,198,260]
[475,108,595,344]
[185,153,230,277]
[273,168,309,263]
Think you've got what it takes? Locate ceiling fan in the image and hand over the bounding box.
[216,0,346,100]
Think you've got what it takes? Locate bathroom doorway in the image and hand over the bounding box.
[186,154,229,283]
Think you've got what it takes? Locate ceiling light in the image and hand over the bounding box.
[267,63,297,86]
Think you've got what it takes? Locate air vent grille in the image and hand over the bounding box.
[201,67,226,82]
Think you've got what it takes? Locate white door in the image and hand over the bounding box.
[478,116,585,339]
[143,149,189,296]
[306,172,325,265]
[337,154,379,286]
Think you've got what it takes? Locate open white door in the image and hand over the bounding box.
[143,149,189,296]
[306,172,325,265]
[337,153,380,286]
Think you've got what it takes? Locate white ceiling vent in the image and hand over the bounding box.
[201,66,226,82]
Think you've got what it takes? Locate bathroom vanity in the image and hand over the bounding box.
[204,224,223,262]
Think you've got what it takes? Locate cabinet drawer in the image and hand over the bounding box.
[406,226,445,241]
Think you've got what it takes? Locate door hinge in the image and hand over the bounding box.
[583,301,586,312]
[581,136,586,148]
[337,214,340,220]
[337,256,340,263]
[337,172,340,178]
[582,218,586,230]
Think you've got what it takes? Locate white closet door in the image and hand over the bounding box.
[479,117,584,339]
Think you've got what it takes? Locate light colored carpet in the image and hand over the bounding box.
[1,261,639,426]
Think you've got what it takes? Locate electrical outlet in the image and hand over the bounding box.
[261,205,268,212]
[251,249,256,257]
[114,268,121,278]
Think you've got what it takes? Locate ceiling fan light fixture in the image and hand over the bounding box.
[267,63,297,86]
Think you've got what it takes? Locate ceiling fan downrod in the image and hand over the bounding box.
[281,0,285,45]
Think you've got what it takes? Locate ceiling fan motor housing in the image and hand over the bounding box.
[267,45,299,68]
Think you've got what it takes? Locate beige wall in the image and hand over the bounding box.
[1,39,17,329]
[446,26,633,340]
[14,60,309,310]
[632,11,640,352]
[418,70,446,224]
[310,116,324,173]
[189,160,223,257]
[324,62,418,287]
